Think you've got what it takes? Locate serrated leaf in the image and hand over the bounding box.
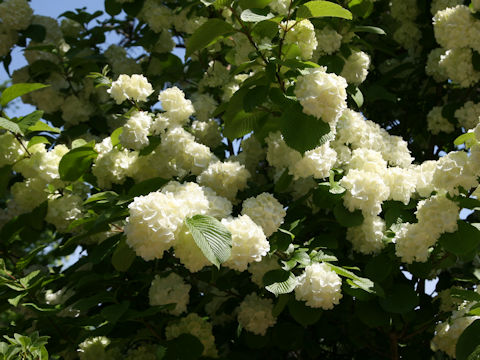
[186,19,234,58]
[297,1,352,20]
[27,136,50,148]
[27,120,61,133]
[0,117,22,134]
[59,145,97,182]
[263,270,297,296]
[185,215,232,268]
[1,83,48,107]
[18,110,44,133]
[240,8,275,22]
[327,263,375,293]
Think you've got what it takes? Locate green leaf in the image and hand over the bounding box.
[8,293,26,307]
[105,0,122,16]
[240,8,275,22]
[350,87,364,107]
[379,284,419,314]
[454,131,476,147]
[288,299,323,326]
[252,20,279,39]
[0,165,11,198]
[297,1,353,20]
[185,215,232,268]
[244,85,269,112]
[18,110,44,133]
[23,24,46,42]
[127,177,168,198]
[263,270,297,296]
[439,221,480,256]
[58,145,98,182]
[101,301,130,324]
[272,294,290,317]
[353,25,386,35]
[0,117,22,134]
[274,168,293,193]
[110,127,123,147]
[166,334,203,360]
[472,50,480,72]
[333,203,364,227]
[280,101,332,154]
[1,83,49,107]
[450,288,480,302]
[457,320,480,360]
[327,263,376,293]
[27,120,61,133]
[27,136,50,148]
[185,19,234,58]
[239,0,271,9]
[348,0,374,18]
[111,238,136,272]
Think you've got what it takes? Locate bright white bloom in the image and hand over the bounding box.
[295,67,347,124]
[282,19,317,60]
[413,160,437,197]
[385,167,417,204]
[149,273,191,315]
[158,87,195,126]
[291,143,338,180]
[222,215,269,271]
[10,178,48,214]
[394,223,438,263]
[174,226,211,272]
[46,194,83,233]
[248,255,281,286]
[340,169,390,216]
[433,6,479,51]
[150,114,170,135]
[241,193,286,237]
[198,161,250,201]
[313,27,342,57]
[108,74,154,104]
[139,0,172,33]
[165,313,218,358]
[347,148,387,175]
[78,337,113,360]
[416,194,459,235]
[431,0,463,14]
[45,287,74,305]
[93,138,138,189]
[0,0,32,30]
[120,111,152,150]
[426,48,448,82]
[295,262,343,310]
[427,106,455,135]
[455,101,480,130]
[269,0,290,15]
[0,132,25,167]
[432,151,478,195]
[237,293,276,335]
[340,51,371,85]
[266,132,302,171]
[192,93,217,122]
[439,48,480,88]
[347,216,385,254]
[61,95,94,126]
[390,0,418,21]
[191,120,223,149]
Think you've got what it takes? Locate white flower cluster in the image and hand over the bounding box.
[120,111,152,150]
[241,193,286,237]
[237,293,276,335]
[9,177,49,215]
[0,132,25,167]
[455,101,480,130]
[191,120,223,149]
[433,6,479,52]
[295,67,347,124]
[395,194,459,263]
[222,215,270,271]
[432,151,478,196]
[158,86,195,126]
[108,74,154,104]
[149,273,191,315]
[125,181,232,261]
[92,138,138,189]
[295,262,343,309]
[248,255,280,286]
[340,50,371,85]
[439,48,480,88]
[165,313,218,358]
[390,0,421,53]
[139,0,172,33]
[427,106,455,134]
[198,161,250,201]
[25,15,66,65]
[281,19,317,60]
[426,48,448,82]
[269,0,290,15]
[0,0,32,30]
[313,27,342,58]
[45,194,83,233]
[431,0,463,15]
[174,225,212,272]
[347,216,385,254]
[78,337,117,360]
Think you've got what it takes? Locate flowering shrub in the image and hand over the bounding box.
[0,0,480,359]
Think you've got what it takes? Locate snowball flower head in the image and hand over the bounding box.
[174,226,211,272]
[294,67,347,124]
[149,273,191,315]
[237,293,276,335]
[295,262,343,309]
[108,74,154,104]
[119,111,152,150]
[313,27,342,57]
[222,215,270,271]
[198,161,250,201]
[347,215,385,254]
[433,5,478,51]
[158,86,195,126]
[427,106,454,135]
[340,50,371,85]
[0,0,33,30]
[46,194,83,233]
[394,222,438,263]
[241,193,286,237]
[0,132,25,167]
[282,19,317,60]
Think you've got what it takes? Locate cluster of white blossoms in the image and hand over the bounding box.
[198,161,250,201]
[0,132,25,167]
[158,86,195,126]
[0,0,32,30]
[149,273,191,315]
[295,263,343,309]
[125,181,231,261]
[427,106,455,135]
[237,293,276,335]
[430,0,463,15]
[294,67,347,124]
[281,19,317,60]
[45,194,83,233]
[390,0,421,53]
[312,27,342,59]
[241,193,286,237]
[78,337,118,360]
[138,0,172,33]
[165,313,218,358]
[454,101,480,130]
[395,194,459,263]
[347,215,386,254]
[108,74,154,104]
[191,120,223,149]
[340,50,371,85]
[269,0,290,15]
[120,111,152,150]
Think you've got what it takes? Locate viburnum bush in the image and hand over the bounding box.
[1,0,480,358]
